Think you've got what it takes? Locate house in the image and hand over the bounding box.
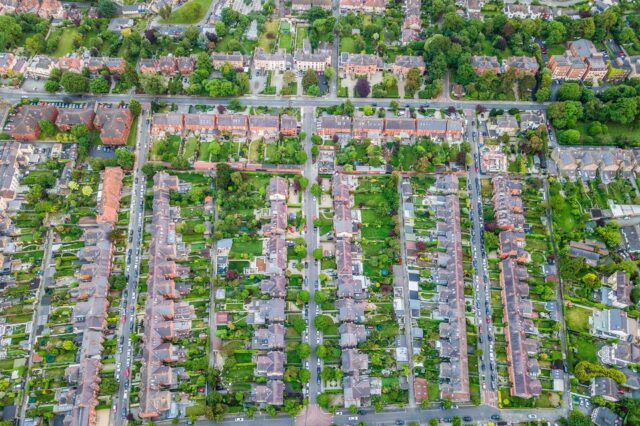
[519,112,545,131]
[251,380,284,406]
[254,351,285,378]
[252,324,286,349]
[568,240,608,266]
[0,53,17,74]
[601,271,632,308]
[57,54,83,73]
[353,116,384,141]
[500,258,542,399]
[608,55,640,82]
[260,275,287,298]
[96,167,124,225]
[94,106,133,145]
[471,56,500,75]
[25,55,56,78]
[86,57,126,74]
[107,18,134,34]
[10,104,58,140]
[55,106,95,131]
[291,0,332,11]
[480,145,507,173]
[592,308,638,340]
[498,230,527,262]
[598,341,640,367]
[504,56,539,75]
[121,3,147,15]
[152,113,185,135]
[343,375,372,408]
[249,114,280,139]
[341,349,369,373]
[548,53,588,80]
[280,114,298,136]
[339,53,384,75]
[339,0,387,13]
[184,113,217,134]
[488,114,519,136]
[211,52,245,70]
[253,48,290,72]
[391,55,425,77]
[339,323,367,347]
[416,118,447,139]
[248,298,286,325]
[293,39,332,72]
[319,115,352,140]
[591,377,620,402]
[384,117,416,138]
[337,298,366,322]
[268,176,288,201]
[216,114,249,137]
[591,407,622,426]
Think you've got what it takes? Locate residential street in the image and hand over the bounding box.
[112,108,151,424]
[301,106,321,403]
[464,109,498,407]
[0,88,549,111]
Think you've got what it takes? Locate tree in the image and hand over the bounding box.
[0,15,22,50]
[44,79,60,93]
[115,148,135,169]
[324,66,335,80]
[140,73,168,95]
[355,78,370,98]
[60,71,90,93]
[556,82,583,101]
[82,185,93,196]
[310,183,322,198]
[98,0,118,18]
[25,34,45,55]
[299,368,311,383]
[298,343,311,358]
[302,69,319,92]
[314,291,328,304]
[38,119,56,138]
[283,70,296,87]
[159,5,172,20]
[25,185,44,205]
[129,99,142,117]
[314,314,334,332]
[313,248,323,260]
[558,129,581,145]
[90,77,110,94]
[228,99,243,111]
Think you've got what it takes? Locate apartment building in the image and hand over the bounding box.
[504,56,539,76]
[211,52,245,70]
[253,48,290,72]
[0,142,32,212]
[548,39,607,81]
[339,0,387,13]
[139,55,195,75]
[353,116,384,142]
[152,112,185,135]
[319,115,352,140]
[391,55,426,77]
[471,56,501,75]
[293,39,332,72]
[94,106,133,145]
[55,106,95,131]
[217,114,249,137]
[249,114,280,139]
[339,53,384,75]
[551,147,638,182]
[10,104,59,140]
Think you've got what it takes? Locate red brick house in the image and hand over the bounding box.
[11,104,59,140]
[94,106,133,145]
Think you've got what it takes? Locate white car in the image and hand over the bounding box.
[348,417,358,421]
[527,414,537,419]
[234,418,244,422]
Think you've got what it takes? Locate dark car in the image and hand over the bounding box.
[491,415,501,421]
[396,421,405,425]
[463,416,473,422]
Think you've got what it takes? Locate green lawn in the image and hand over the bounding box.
[340,37,356,53]
[53,29,78,57]
[229,239,263,259]
[160,0,212,24]
[127,117,138,147]
[295,26,308,48]
[565,305,591,333]
[258,21,279,53]
[279,33,292,52]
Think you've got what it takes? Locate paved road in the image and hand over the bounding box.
[19,228,54,425]
[397,177,416,407]
[301,107,321,402]
[0,88,549,111]
[163,403,568,426]
[464,110,498,407]
[111,108,152,423]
